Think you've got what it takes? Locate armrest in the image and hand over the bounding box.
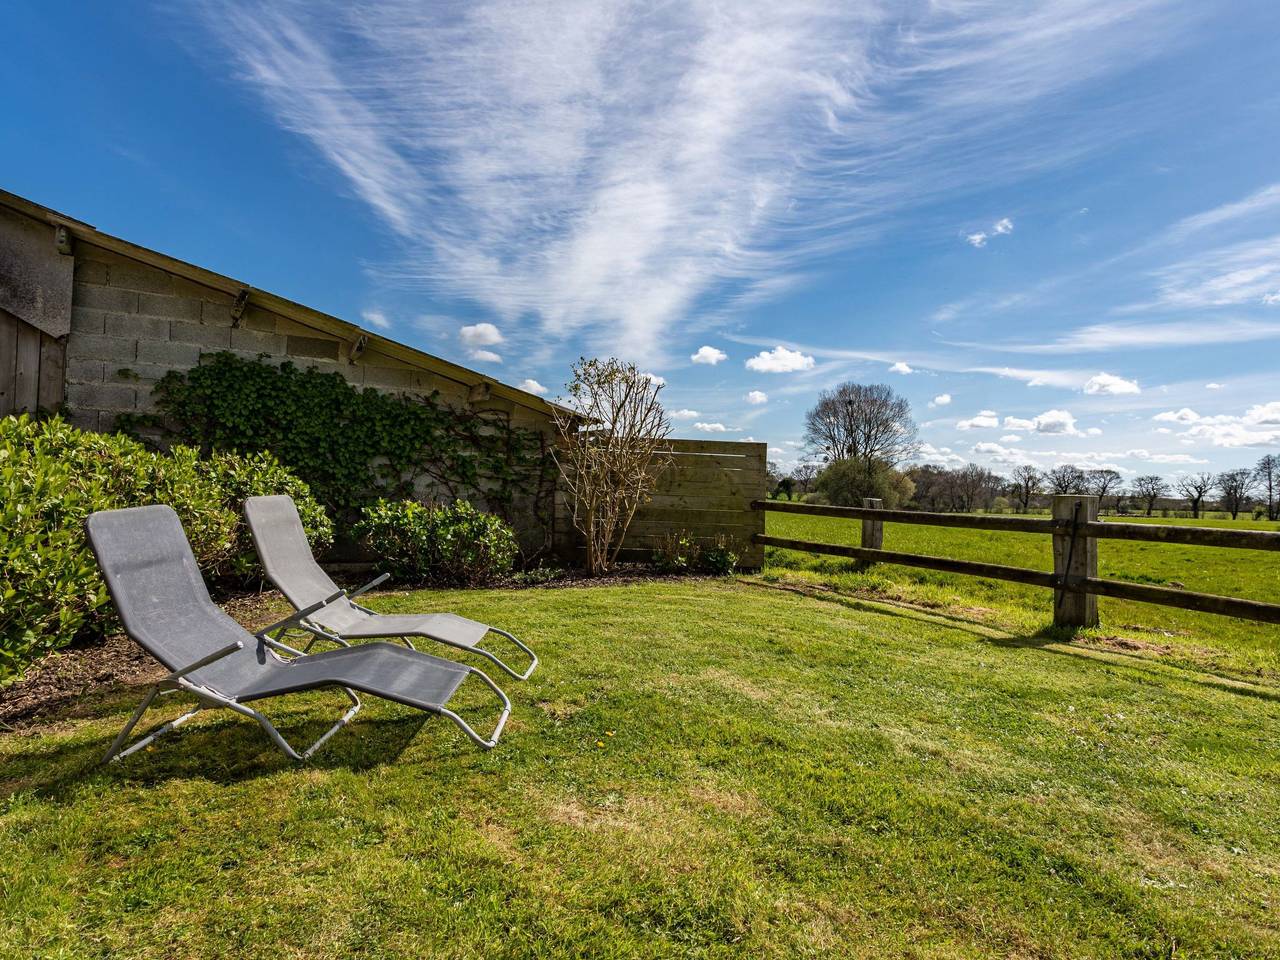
[255,589,346,640]
[349,572,390,600]
[167,640,243,680]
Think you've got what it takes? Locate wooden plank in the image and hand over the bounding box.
[36,333,65,410]
[1085,520,1280,552]
[0,309,17,414]
[755,535,1060,588]
[641,494,757,511]
[13,319,42,412]
[754,499,1057,535]
[1082,578,1280,625]
[667,438,767,455]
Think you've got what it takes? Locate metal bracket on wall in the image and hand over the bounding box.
[54,225,73,255]
[230,288,250,327]
[350,333,367,362]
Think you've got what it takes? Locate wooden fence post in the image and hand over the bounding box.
[861,498,884,551]
[1052,494,1099,628]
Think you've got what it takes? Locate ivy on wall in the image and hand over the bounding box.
[118,352,557,554]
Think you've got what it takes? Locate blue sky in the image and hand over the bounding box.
[4,1,1279,478]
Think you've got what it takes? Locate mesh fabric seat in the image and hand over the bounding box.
[85,505,510,762]
[244,495,536,678]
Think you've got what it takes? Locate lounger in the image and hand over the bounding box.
[243,495,537,680]
[85,505,510,763]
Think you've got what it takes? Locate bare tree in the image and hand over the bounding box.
[1256,454,1280,521]
[791,461,820,495]
[1174,472,1215,519]
[1216,468,1257,520]
[803,382,918,469]
[1085,469,1124,513]
[1131,474,1169,516]
[1045,464,1087,495]
[552,358,671,575]
[950,463,1002,512]
[766,460,785,495]
[1008,465,1042,513]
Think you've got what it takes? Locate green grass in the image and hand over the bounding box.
[4,579,1280,957]
[763,511,1280,683]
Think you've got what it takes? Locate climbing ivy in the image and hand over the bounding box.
[118,353,557,553]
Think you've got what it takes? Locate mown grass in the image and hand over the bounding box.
[3,578,1280,958]
[763,511,1280,683]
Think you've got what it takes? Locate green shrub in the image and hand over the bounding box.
[651,531,740,575]
[815,459,915,509]
[0,415,332,680]
[355,499,518,587]
[197,450,333,577]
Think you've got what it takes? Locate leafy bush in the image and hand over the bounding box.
[355,499,518,587]
[815,459,915,509]
[0,415,332,680]
[197,450,333,577]
[651,531,740,575]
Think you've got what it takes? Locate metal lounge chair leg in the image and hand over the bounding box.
[229,689,363,762]
[437,667,511,750]
[103,683,205,764]
[483,628,539,680]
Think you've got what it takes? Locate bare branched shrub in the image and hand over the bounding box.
[553,358,672,575]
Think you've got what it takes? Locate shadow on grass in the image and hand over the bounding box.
[0,677,447,803]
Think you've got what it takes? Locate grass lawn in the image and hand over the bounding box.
[3,577,1280,958]
[763,511,1280,683]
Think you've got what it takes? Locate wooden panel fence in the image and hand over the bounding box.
[556,438,767,567]
[754,495,1280,627]
[0,308,65,416]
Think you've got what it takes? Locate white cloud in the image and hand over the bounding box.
[361,308,391,330]
[970,318,1280,354]
[966,217,1013,249]
[1153,408,1200,424]
[206,1,1195,362]
[916,442,966,466]
[469,349,502,363]
[745,346,815,373]
[929,393,952,408]
[670,408,700,419]
[888,361,913,375]
[1003,416,1035,430]
[690,345,728,365]
[694,422,732,433]
[1205,382,1223,390]
[966,232,988,248]
[459,322,504,347]
[745,390,769,405]
[999,434,1022,442]
[992,217,1013,235]
[642,372,666,387]
[519,378,547,395]
[1086,427,1103,436]
[1083,372,1140,395]
[1001,410,1085,436]
[957,410,1000,430]
[1129,234,1280,312]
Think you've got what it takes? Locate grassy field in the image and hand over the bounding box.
[3,577,1280,958]
[763,511,1280,683]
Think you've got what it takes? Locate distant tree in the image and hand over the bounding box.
[790,461,820,495]
[776,476,795,500]
[1085,469,1124,512]
[1008,465,1042,513]
[1256,454,1280,521]
[815,460,915,509]
[766,460,785,496]
[1216,468,1257,520]
[803,382,918,471]
[904,463,953,511]
[1045,464,1087,495]
[951,463,1002,512]
[1174,472,1215,519]
[1131,475,1169,516]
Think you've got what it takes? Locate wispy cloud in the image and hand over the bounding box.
[965,317,1280,353]
[202,0,1194,362]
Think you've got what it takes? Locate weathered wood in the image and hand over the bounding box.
[36,333,65,410]
[0,309,17,414]
[13,319,42,413]
[754,499,1057,534]
[1080,578,1280,624]
[1086,520,1280,552]
[755,535,1060,588]
[861,498,884,551]
[1053,495,1099,628]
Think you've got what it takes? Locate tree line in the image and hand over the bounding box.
[765,380,1280,521]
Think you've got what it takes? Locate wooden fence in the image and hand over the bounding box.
[0,308,64,416]
[753,494,1280,627]
[556,438,767,567]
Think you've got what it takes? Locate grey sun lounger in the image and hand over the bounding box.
[85,505,510,763]
[243,495,537,680]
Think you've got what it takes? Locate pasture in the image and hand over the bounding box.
[3,574,1279,958]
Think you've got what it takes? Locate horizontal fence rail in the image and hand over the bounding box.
[752,497,1280,627]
